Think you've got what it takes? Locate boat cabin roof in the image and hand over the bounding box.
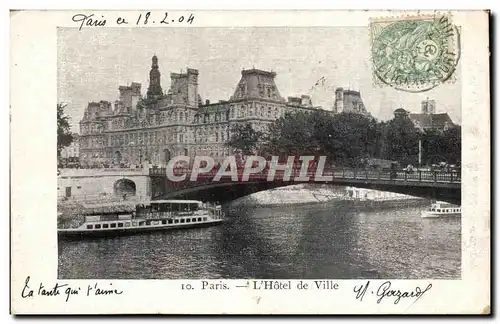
[432,202,456,207]
[81,205,136,215]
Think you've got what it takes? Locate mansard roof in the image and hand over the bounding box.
[231,68,284,101]
[409,113,454,128]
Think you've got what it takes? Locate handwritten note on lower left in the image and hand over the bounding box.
[21,276,123,302]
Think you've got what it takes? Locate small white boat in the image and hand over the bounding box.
[58,200,224,238]
[421,201,461,218]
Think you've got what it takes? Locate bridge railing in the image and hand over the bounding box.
[149,166,460,187]
[339,169,461,183]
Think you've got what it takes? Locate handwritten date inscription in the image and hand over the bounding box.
[72,12,195,31]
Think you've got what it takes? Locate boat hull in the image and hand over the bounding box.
[58,219,224,239]
[421,211,461,218]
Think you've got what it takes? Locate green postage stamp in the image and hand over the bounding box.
[370,14,460,92]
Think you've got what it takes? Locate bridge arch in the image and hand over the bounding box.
[153,181,460,205]
[150,167,461,204]
[113,178,137,197]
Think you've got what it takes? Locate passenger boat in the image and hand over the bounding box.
[58,200,224,238]
[421,201,461,218]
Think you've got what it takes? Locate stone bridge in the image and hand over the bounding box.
[149,167,461,205]
[56,166,461,205]
[57,167,151,204]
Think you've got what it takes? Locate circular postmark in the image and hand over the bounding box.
[372,16,460,92]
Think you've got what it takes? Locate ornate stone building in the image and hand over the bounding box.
[79,56,327,168]
[392,98,455,133]
[333,87,369,115]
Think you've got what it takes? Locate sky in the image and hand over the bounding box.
[58,27,462,132]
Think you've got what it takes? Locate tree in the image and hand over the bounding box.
[438,126,461,165]
[382,117,420,166]
[262,111,381,166]
[265,111,324,156]
[315,112,378,167]
[419,126,461,166]
[226,122,263,155]
[374,121,388,159]
[420,128,442,165]
[431,126,462,164]
[263,111,379,167]
[57,103,74,158]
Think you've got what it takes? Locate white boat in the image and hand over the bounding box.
[421,201,461,218]
[343,187,423,202]
[58,200,224,238]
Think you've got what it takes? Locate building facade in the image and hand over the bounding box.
[79,56,329,168]
[333,87,369,115]
[392,98,456,133]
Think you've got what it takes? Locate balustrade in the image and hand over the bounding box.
[149,166,460,188]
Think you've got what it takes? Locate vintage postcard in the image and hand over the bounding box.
[10,10,490,314]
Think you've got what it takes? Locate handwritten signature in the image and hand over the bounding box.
[353,280,432,304]
[21,276,123,302]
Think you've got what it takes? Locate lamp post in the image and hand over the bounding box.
[418,139,422,168]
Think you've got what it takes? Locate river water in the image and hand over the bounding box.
[58,202,461,279]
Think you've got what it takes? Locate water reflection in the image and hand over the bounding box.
[58,203,461,279]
